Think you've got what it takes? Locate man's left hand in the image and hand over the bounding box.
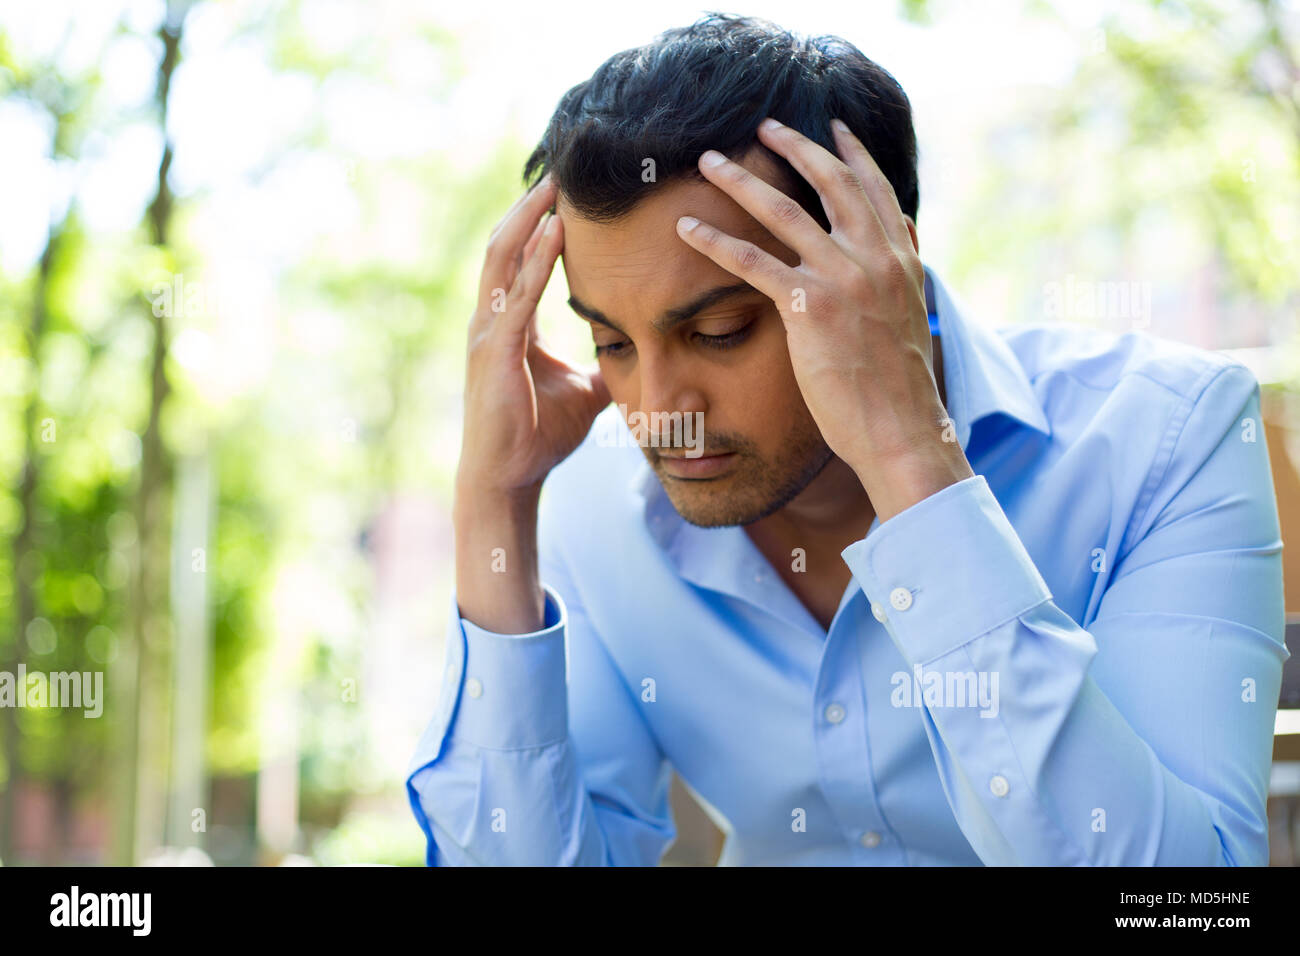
[675,115,973,520]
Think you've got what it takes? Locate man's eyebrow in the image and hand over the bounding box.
[567,282,762,335]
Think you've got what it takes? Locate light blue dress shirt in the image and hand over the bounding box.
[406,265,1288,866]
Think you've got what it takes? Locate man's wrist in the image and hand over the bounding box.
[454,462,544,510]
[454,477,542,528]
[452,482,546,634]
[853,438,974,524]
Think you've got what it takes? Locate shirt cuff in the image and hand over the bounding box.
[406,583,568,777]
[841,474,1052,664]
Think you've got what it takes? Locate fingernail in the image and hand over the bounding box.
[760,117,783,131]
[831,118,849,134]
[699,150,727,168]
[677,216,699,232]
[544,213,558,234]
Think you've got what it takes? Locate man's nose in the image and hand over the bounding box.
[635,354,707,448]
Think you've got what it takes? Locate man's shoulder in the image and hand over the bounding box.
[999,320,1255,406]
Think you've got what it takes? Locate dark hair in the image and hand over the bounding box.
[522,12,920,231]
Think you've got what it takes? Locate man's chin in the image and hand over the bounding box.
[670,501,761,529]
[658,474,778,528]
[655,442,835,528]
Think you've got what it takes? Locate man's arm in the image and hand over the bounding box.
[407,160,670,864]
[841,362,1288,865]
[406,488,676,866]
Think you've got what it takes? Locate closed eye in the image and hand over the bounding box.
[594,319,757,358]
[694,321,755,350]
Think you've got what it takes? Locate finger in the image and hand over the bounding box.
[755,117,890,250]
[586,364,611,411]
[525,308,541,352]
[694,148,843,271]
[479,173,557,306]
[674,215,801,313]
[508,209,552,296]
[501,212,563,340]
[525,297,542,353]
[520,208,550,267]
[524,208,564,347]
[827,117,913,250]
[493,171,552,242]
[474,180,553,336]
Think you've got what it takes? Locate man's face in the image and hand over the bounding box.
[557,145,834,528]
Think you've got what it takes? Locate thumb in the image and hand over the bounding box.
[526,308,541,351]
[586,365,611,413]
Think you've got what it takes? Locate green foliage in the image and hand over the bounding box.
[309,809,425,867]
[946,0,1299,344]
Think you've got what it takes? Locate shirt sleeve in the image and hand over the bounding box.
[405,500,676,866]
[840,362,1289,865]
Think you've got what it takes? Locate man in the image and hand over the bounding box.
[406,14,1288,865]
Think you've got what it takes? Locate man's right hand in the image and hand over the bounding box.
[453,173,610,633]
[458,172,610,497]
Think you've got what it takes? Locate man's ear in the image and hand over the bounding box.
[903,215,919,255]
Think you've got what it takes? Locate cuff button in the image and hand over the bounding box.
[889,587,913,611]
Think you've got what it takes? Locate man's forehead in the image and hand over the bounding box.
[556,143,794,244]
[553,145,802,334]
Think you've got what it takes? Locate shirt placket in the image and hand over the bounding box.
[812,586,904,863]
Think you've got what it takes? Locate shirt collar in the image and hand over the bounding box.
[629,263,1050,541]
[926,264,1051,450]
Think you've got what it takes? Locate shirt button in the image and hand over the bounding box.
[860,830,881,848]
[871,602,887,623]
[466,678,483,699]
[889,587,913,611]
[989,774,1009,797]
[824,703,846,724]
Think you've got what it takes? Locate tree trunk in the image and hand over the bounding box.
[0,225,64,863]
[111,2,186,866]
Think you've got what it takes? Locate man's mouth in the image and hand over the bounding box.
[657,451,737,479]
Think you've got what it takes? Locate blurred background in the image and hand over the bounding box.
[0,0,1297,866]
